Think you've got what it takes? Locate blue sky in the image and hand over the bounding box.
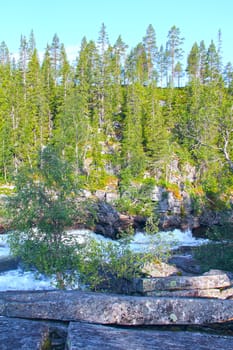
[1,0,232,65]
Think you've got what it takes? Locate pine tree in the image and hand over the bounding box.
[174,61,183,87]
[0,41,10,65]
[199,40,207,84]
[166,25,184,87]
[205,40,221,83]
[121,83,145,177]
[54,89,91,172]
[224,62,233,89]
[59,43,72,100]
[156,45,167,87]
[113,35,128,85]
[125,43,148,85]
[19,35,28,97]
[143,86,170,172]
[143,24,157,82]
[186,42,200,80]
[0,59,13,180]
[95,23,112,128]
[49,33,61,86]
[41,45,56,137]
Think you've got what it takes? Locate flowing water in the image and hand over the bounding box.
[0,229,208,291]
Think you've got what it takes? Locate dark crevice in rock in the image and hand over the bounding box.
[104,322,233,337]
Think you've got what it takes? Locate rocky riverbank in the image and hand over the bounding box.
[1,289,233,349]
[2,316,233,350]
[1,252,233,348]
[1,253,233,349]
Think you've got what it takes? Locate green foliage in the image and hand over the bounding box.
[194,221,233,273]
[6,146,82,288]
[206,221,233,241]
[9,233,80,289]
[0,28,232,210]
[145,213,159,234]
[77,236,168,291]
[115,177,158,218]
[2,27,233,293]
[195,242,233,273]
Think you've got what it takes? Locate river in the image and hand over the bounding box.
[0,229,208,291]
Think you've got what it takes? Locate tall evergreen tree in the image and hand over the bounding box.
[125,43,148,85]
[41,45,56,137]
[166,25,184,87]
[143,86,170,172]
[143,24,157,82]
[0,41,10,66]
[186,42,200,80]
[49,33,61,86]
[54,89,91,172]
[199,40,207,84]
[59,43,72,99]
[205,40,221,83]
[156,45,167,87]
[224,62,233,90]
[121,83,145,177]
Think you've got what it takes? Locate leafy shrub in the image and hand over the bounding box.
[6,146,83,288]
[194,222,233,273]
[77,236,169,292]
[9,233,80,289]
[115,178,158,218]
[194,242,233,273]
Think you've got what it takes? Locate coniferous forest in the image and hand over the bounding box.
[1,23,233,214]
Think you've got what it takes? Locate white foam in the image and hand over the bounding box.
[0,269,55,291]
[67,229,113,244]
[129,229,208,252]
[0,234,10,257]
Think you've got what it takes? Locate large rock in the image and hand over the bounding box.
[66,322,233,350]
[1,290,233,325]
[134,272,231,293]
[0,256,19,272]
[142,261,181,277]
[168,254,201,274]
[146,287,233,299]
[0,317,50,349]
[94,201,121,239]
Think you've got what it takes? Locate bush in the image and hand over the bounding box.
[77,235,170,292]
[194,222,233,273]
[9,233,81,288]
[6,146,83,288]
[194,242,233,273]
[77,239,146,291]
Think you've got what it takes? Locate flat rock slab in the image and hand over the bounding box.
[146,287,233,299]
[1,290,233,325]
[134,273,231,293]
[67,322,233,350]
[0,317,49,350]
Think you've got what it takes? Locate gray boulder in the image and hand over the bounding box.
[0,317,50,350]
[168,254,201,274]
[66,322,233,350]
[1,290,233,325]
[94,201,121,239]
[0,256,19,272]
[134,272,231,293]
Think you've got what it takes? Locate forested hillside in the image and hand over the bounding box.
[1,24,233,214]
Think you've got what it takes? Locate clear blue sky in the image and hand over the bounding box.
[1,0,232,65]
